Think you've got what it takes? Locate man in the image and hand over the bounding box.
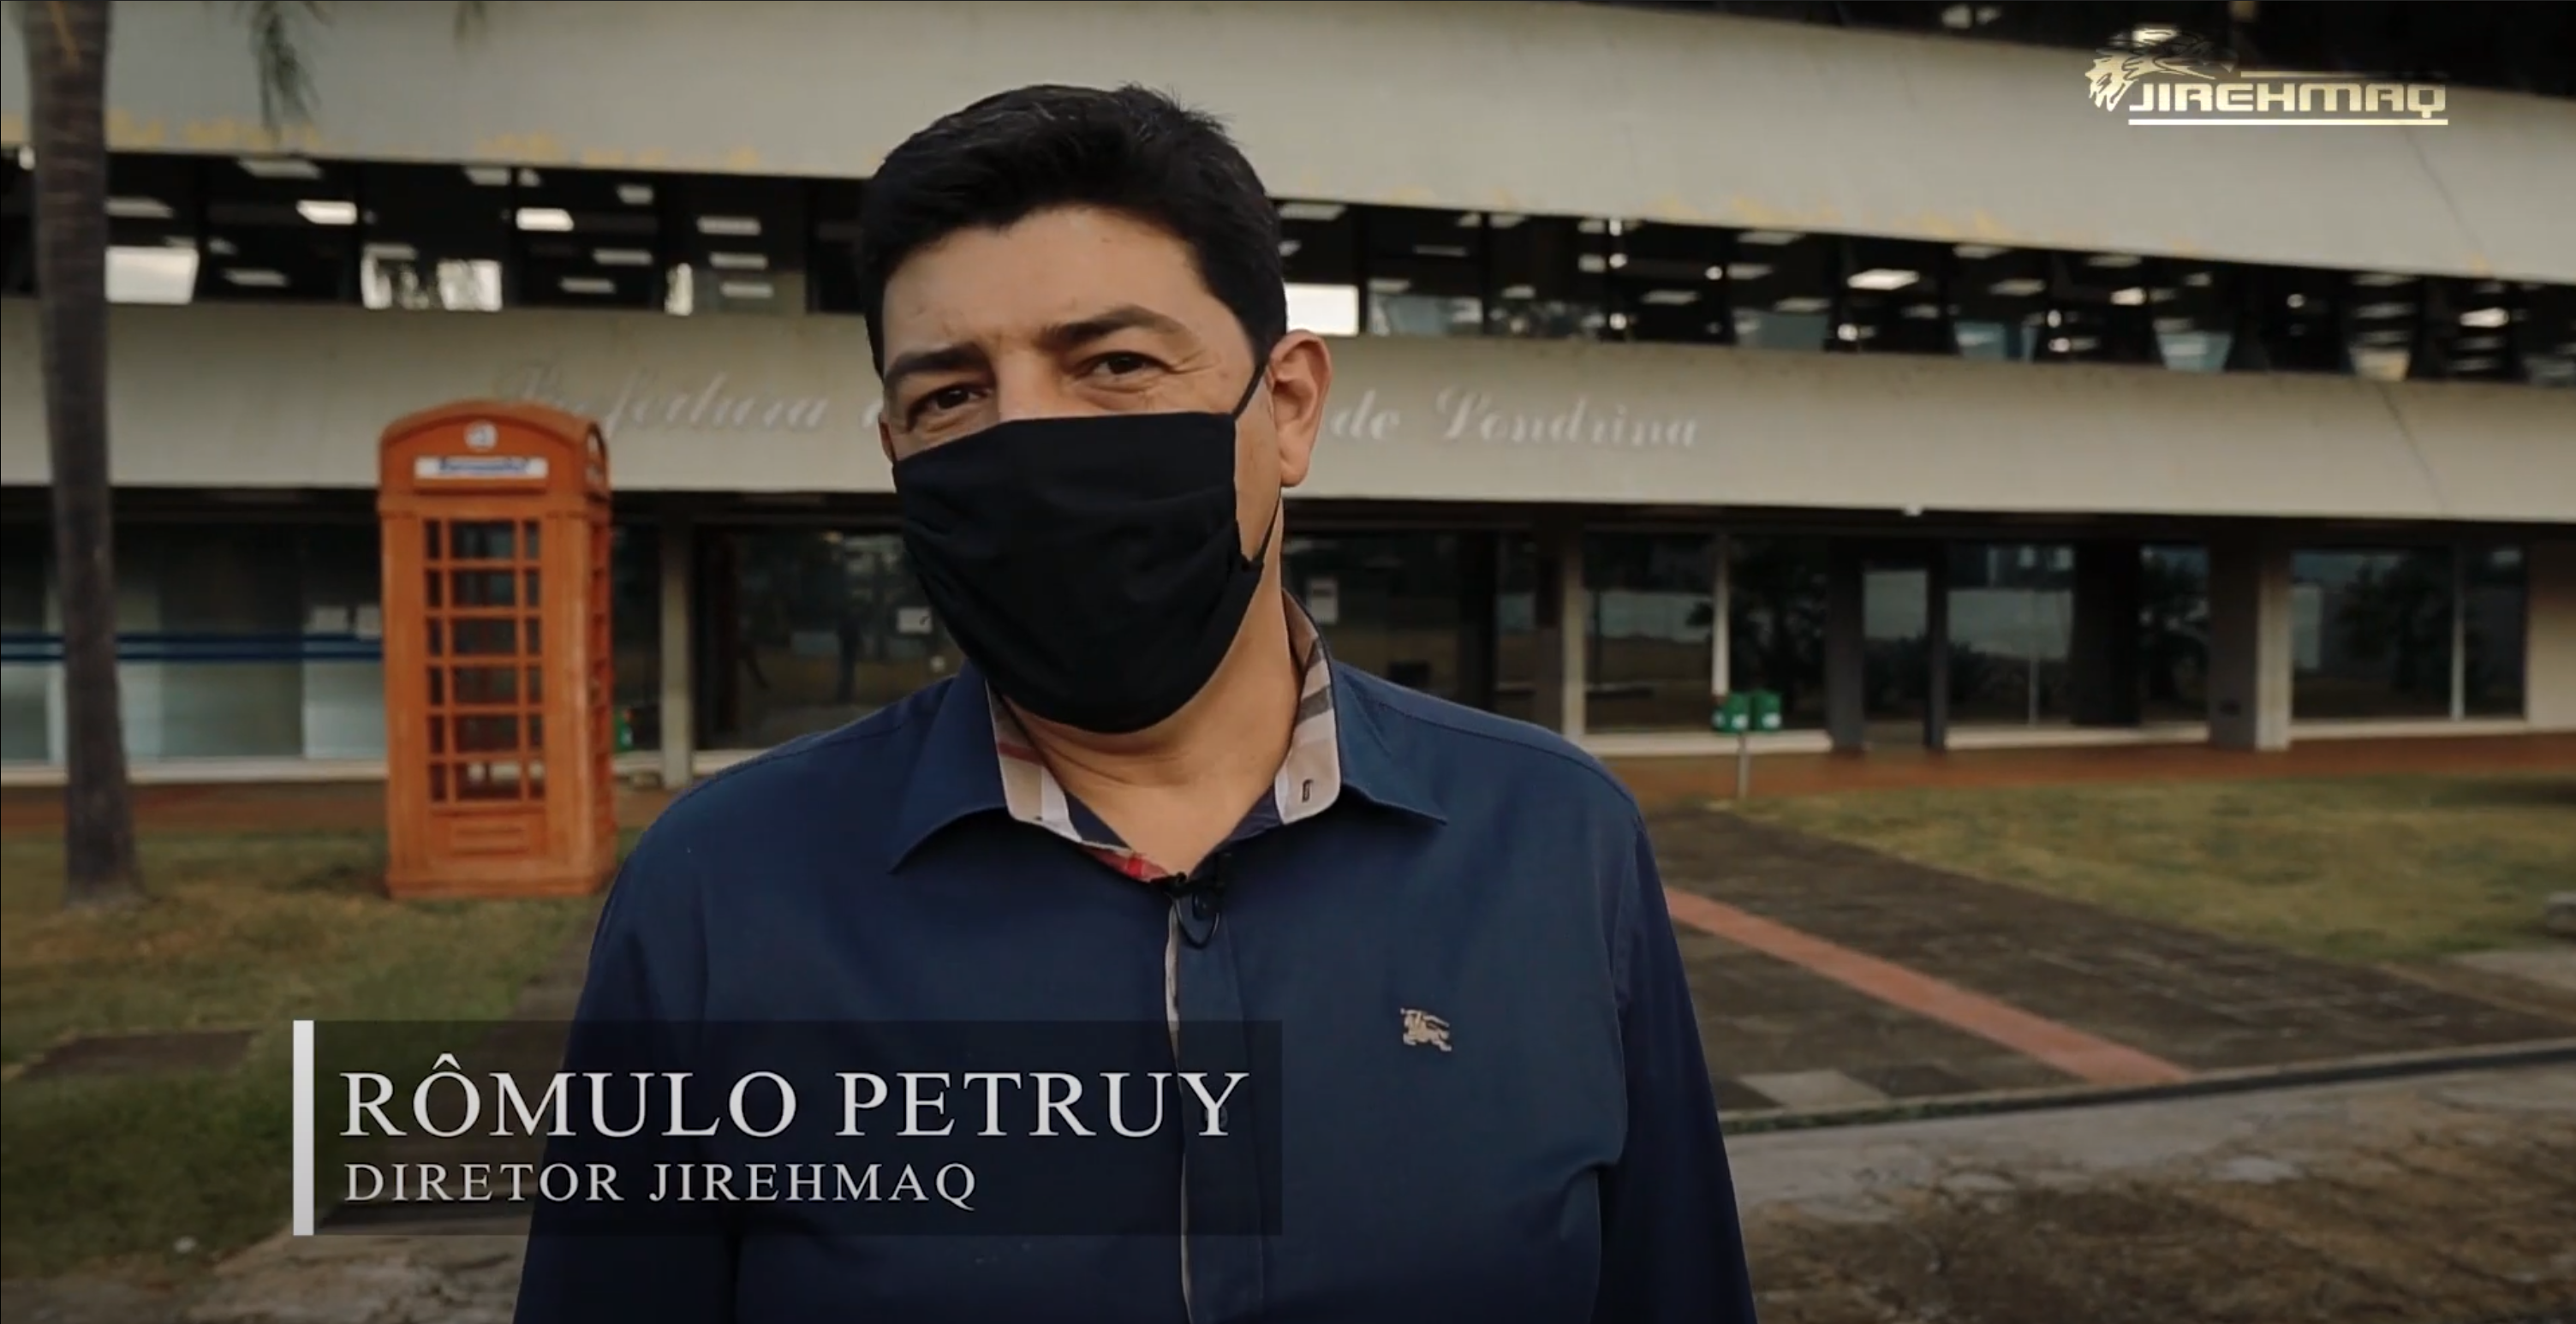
[515,84,1758,1323]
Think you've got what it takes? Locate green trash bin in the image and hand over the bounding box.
[1711,691,1752,735]
[1750,689,1783,733]
[613,707,635,754]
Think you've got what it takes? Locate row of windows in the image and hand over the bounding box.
[0,518,2531,762]
[3,150,2570,388]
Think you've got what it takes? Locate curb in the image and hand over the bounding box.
[1719,1035,2576,1136]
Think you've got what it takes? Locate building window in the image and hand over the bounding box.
[699,528,952,749]
[1279,200,1363,337]
[361,161,509,313]
[1726,230,1834,352]
[2293,548,2455,720]
[2463,546,2527,719]
[0,522,48,762]
[1943,543,2075,726]
[0,519,388,764]
[1838,236,1957,356]
[1608,222,1731,346]
[611,524,663,748]
[1487,215,1604,341]
[1282,533,1466,699]
[1584,532,1714,731]
[2141,545,2210,725]
[1724,536,1829,731]
[1363,206,1484,337]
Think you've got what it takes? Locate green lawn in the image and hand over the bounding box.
[0,829,611,1280]
[1733,772,2576,966]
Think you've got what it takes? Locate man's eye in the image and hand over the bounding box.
[915,385,979,419]
[1090,352,1154,377]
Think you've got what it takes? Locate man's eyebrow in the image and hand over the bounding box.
[880,343,990,396]
[1037,304,1194,352]
[880,305,1193,394]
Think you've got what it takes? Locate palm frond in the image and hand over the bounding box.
[230,0,333,133]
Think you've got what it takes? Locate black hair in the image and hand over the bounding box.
[854,83,1286,373]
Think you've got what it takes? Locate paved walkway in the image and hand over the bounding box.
[1655,810,2576,1119]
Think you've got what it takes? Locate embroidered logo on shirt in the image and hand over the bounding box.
[1400,1008,1453,1053]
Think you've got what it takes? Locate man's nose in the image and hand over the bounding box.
[990,363,1088,423]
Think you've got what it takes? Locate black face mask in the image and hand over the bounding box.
[893,368,1274,736]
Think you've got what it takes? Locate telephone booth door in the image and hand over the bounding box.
[377,400,617,900]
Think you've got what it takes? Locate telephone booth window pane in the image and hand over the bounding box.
[525,571,542,606]
[427,667,445,705]
[528,760,548,796]
[524,617,542,655]
[450,522,515,561]
[526,667,544,703]
[523,522,542,558]
[427,715,447,754]
[528,714,546,750]
[426,570,444,608]
[455,665,517,705]
[458,760,515,801]
[429,762,450,802]
[427,621,444,657]
[454,570,516,607]
[453,618,516,656]
[424,521,443,560]
[457,714,521,753]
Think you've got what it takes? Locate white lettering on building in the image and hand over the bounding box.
[1431,388,1699,450]
[494,363,843,437]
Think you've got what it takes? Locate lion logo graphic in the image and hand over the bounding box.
[1399,1008,1453,1053]
[2086,26,2233,112]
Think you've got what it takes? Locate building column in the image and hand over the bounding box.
[1530,516,1588,738]
[1708,531,1732,703]
[1825,540,1867,753]
[658,514,696,790]
[2206,533,2293,751]
[1923,543,1951,751]
[2526,540,2576,732]
[2069,540,2145,727]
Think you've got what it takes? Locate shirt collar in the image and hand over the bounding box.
[886,596,1442,871]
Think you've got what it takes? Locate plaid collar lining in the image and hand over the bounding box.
[986,601,1344,881]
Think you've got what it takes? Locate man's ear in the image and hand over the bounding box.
[879,413,897,467]
[1265,331,1333,489]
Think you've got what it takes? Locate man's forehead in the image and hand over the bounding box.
[881,210,1208,328]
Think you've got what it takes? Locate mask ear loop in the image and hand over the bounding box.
[1228,355,1285,568]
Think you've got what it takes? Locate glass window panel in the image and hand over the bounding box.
[2292,549,2454,719]
[456,713,521,753]
[703,528,962,748]
[2141,546,2210,724]
[454,665,518,705]
[1282,533,1465,701]
[1943,543,2076,726]
[451,618,517,657]
[452,570,516,607]
[450,521,514,561]
[2,523,51,762]
[1584,533,1714,731]
[2464,546,2526,718]
[1724,536,1829,731]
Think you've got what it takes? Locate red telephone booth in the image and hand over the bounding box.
[376,401,617,900]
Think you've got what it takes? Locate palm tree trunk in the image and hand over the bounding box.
[24,0,144,909]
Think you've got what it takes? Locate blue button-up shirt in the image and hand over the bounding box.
[515,615,1759,1324]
